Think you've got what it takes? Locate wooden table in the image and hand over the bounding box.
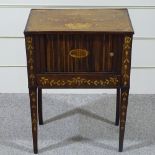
[24,9,134,154]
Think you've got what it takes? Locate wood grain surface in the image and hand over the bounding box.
[25,9,134,33]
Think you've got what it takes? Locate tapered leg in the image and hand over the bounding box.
[119,88,129,152]
[29,88,38,154]
[38,88,43,125]
[115,88,120,126]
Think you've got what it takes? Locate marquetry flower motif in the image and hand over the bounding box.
[65,23,91,29]
[39,76,119,87]
[26,36,35,86]
[120,91,128,130]
[122,36,131,86]
[30,91,37,131]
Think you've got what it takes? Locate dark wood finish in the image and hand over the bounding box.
[29,88,38,154]
[38,88,43,125]
[36,73,120,88]
[24,9,134,153]
[119,88,129,152]
[115,88,120,126]
[32,33,123,73]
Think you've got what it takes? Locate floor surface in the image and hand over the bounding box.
[0,93,155,155]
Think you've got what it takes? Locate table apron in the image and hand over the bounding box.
[36,73,121,88]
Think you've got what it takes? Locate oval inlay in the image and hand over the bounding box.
[69,49,89,58]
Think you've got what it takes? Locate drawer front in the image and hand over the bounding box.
[34,33,123,73]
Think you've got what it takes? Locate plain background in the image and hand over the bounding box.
[0,0,155,94]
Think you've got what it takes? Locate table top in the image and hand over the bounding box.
[24,9,134,33]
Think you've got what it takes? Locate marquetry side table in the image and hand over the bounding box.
[24,9,134,154]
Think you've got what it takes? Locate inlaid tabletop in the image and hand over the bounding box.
[25,9,134,33]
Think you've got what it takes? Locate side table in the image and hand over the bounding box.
[24,9,134,154]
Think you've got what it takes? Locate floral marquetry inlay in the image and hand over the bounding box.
[65,23,91,29]
[122,36,132,86]
[39,76,119,87]
[26,36,35,86]
[30,90,37,132]
[120,90,128,130]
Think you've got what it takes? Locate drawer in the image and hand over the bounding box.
[33,33,124,73]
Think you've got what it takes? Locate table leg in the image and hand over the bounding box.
[119,88,129,152]
[115,88,120,126]
[29,88,38,154]
[38,88,43,125]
